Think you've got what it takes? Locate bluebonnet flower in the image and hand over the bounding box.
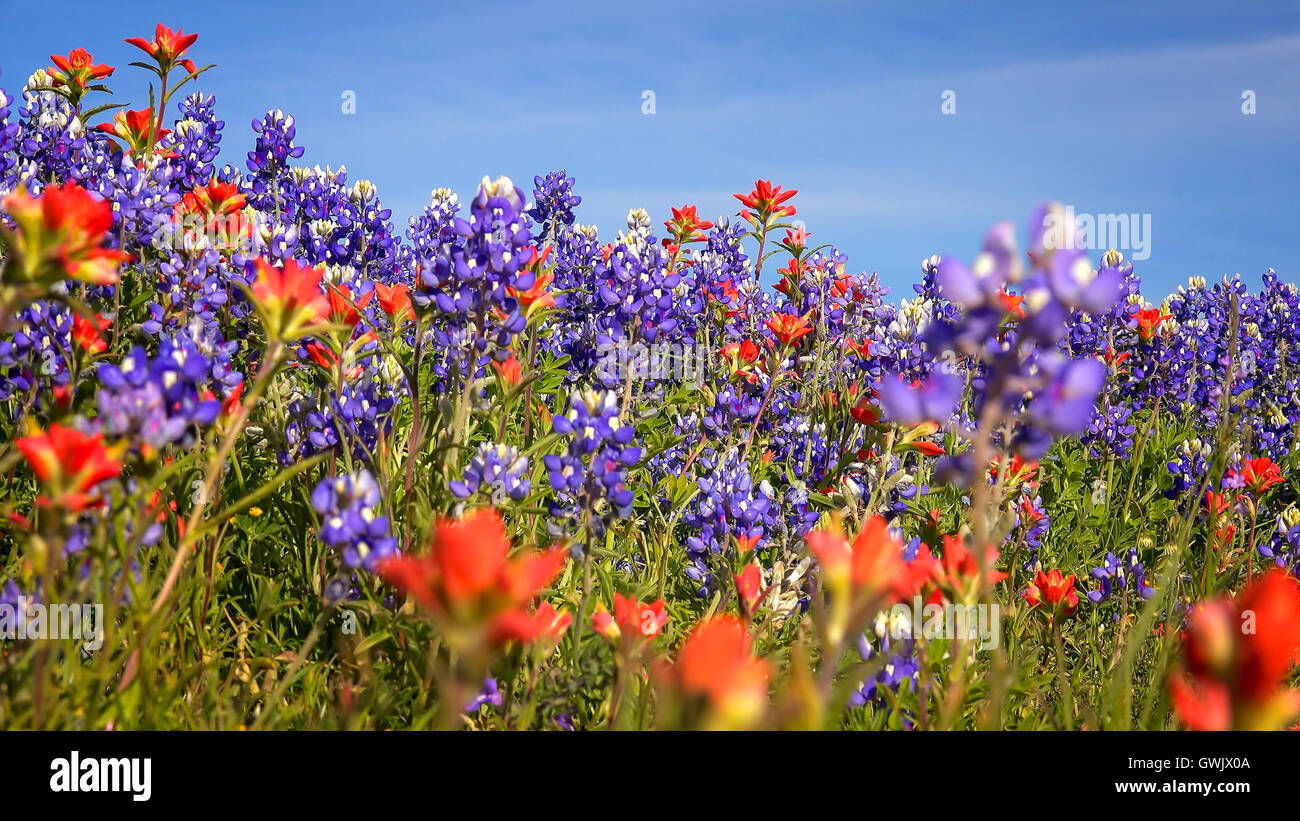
[680,447,775,597]
[450,443,531,504]
[464,678,503,713]
[543,390,641,545]
[0,76,20,188]
[310,470,398,572]
[850,609,918,719]
[165,93,224,188]
[96,342,223,453]
[1087,547,1155,619]
[529,170,581,232]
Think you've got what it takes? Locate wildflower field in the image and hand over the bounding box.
[1,23,1299,733]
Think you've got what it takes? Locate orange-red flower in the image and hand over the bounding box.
[377,507,568,650]
[676,615,769,727]
[125,24,199,74]
[1023,568,1079,615]
[179,178,246,217]
[936,534,1007,594]
[988,454,1038,487]
[247,258,330,341]
[1170,569,1300,730]
[508,247,556,314]
[734,179,797,227]
[16,423,122,511]
[765,312,813,347]
[720,339,762,382]
[492,354,522,387]
[491,600,573,647]
[592,592,668,648]
[849,395,881,426]
[0,182,130,289]
[325,283,373,328]
[734,564,763,614]
[1133,306,1173,341]
[95,108,170,156]
[48,48,114,91]
[71,312,111,354]
[663,204,713,247]
[807,515,934,605]
[1238,457,1284,495]
[373,282,415,324]
[1203,490,1233,521]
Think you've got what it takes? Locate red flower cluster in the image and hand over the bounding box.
[675,614,769,726]
[1133,306,1173,341]
[663,204,713,251]
[765,312,813,347]
[125,23,199,75]
[247,258,331,341]
[592,592,668,652]
[734,179,797,228]
[807,515,934,605]
[1238,456,1284,496]
[1170,569,1300,730]
[0,182,130,289]
[1023,568,1079,616]
[48,48,114,90]
[378,508,569,649]
[16,423,122,512]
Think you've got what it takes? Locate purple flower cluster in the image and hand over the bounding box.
[311,470,398,572]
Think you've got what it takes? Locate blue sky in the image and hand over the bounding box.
[3,0,1298,297]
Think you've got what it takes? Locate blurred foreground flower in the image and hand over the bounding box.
[675,615,769,729]
[16,422,122,512]
[247,258,330,341]
[0,183,130,298]
[378,507,567,651]
[1169,569,1300,730]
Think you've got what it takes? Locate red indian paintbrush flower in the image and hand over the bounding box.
[676,614,769,727]
[377,507,568,649]
[95,108,170,155]
[734,179,797,228]
[765,312,813,347]
[807,515,936,607]
[492,354,522,387]
[48,48,114,90]
[1023,568,1079,616]
[937,534,1007,595]
[663,204,713,248]
[172,178,252,251]
[247,258,331,341]
[179,178,246,217]
[734,564,764,614]
[1238,457,1284,495]
[125,24,200,74]
[1132,306,1173,341]
[1170,569,1300,730]
[720,339,762,382]
[16,423,123,512]
[373,282,415,323]
[490,600,573,647]
[72,312,111,354]
[592,592,668,647]
[325,283,373,328]
[0,182,130,290]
